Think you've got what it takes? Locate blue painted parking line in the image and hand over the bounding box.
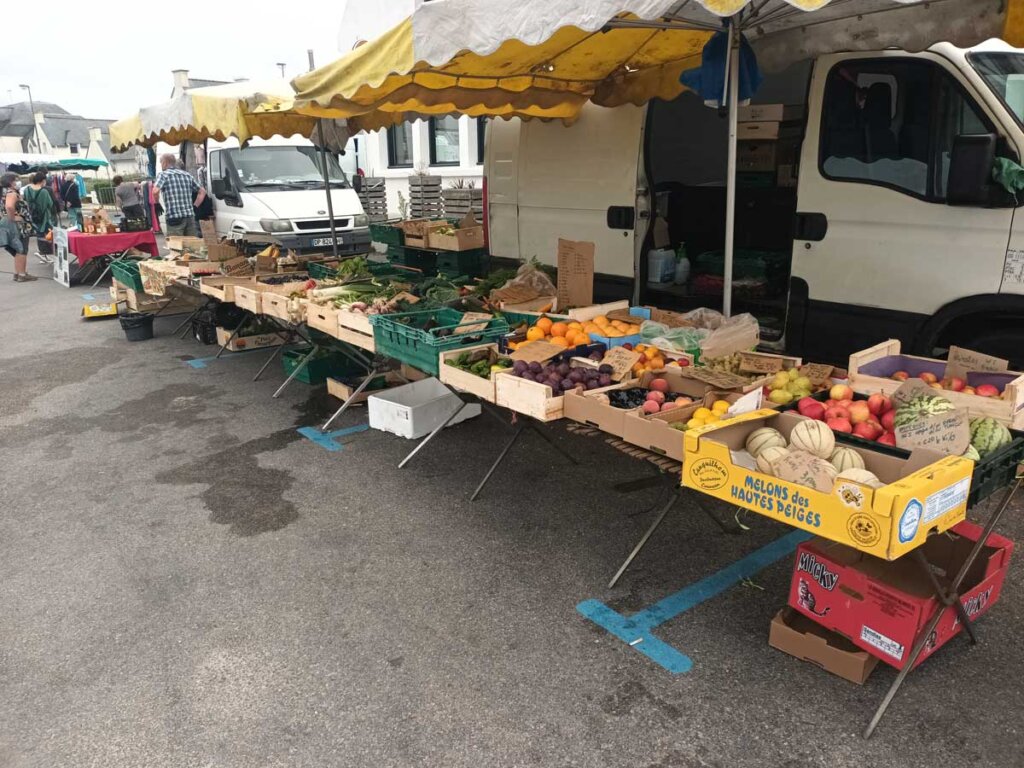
[297,424,370,452]
[185,350,262,369]
[81,293,95,300]
[577,529,812,674]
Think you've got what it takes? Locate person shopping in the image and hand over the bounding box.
[23,172,58,264]
[114,175,146,220]
[60,175,83,229]
[153,153,205,237]
[0,173,38,282]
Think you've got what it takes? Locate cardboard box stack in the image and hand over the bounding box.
[736,103,803,187]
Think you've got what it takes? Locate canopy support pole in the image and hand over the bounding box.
[317,119,340,260]
[722,20,740,319]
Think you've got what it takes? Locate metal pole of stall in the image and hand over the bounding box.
[317,118,340,260]
[722,20,740,319]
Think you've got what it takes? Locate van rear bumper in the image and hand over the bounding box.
[238,228,371,254]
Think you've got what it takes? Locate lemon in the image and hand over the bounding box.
[693,407,713,420]
[686,417,705,430]
[704,414,721,424]
[711,400,731,413]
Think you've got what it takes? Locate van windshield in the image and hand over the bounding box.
[227,146,349,191]
[969,52,1024,127]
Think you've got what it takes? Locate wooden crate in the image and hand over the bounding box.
[358,177,389,223]
[112,282,194,315]
[327,372,406,406]
[337,325,375,353]
[261,293,305,324]
[438,344,502,402]
[215,327,285,352]
[200,275,258,304]
[233,286,262,314]
[494,371,566,421]
[849,339,1024,428]
[442,188,484,217]
[338,310,374,336]
[306,302,342,339]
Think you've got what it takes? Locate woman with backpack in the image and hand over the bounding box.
[23,172,58,264]
[0,173,38,282]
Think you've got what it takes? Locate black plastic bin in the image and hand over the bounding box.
[119,312,154,342]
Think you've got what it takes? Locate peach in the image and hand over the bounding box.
[649,378,670,393]
[919,371,938,384]
[976,384,1001,398]
[646,390,666,405]
[642,400,661,415]
[891,371,910,382]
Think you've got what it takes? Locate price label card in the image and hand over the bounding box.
[510,340,565,363]
[556,239,595,309]
[895,409,971,456]
[727,388,762,416]
[738,353,784,375]
[684,367,751,390]
[601,347,641,382]
[891,378,942,407]
[772,451,839,492]
[455,311,492,334]
[800,363,834,387]
[946,346,1008,380]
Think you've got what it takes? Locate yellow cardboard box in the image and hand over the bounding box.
[681,410,973,560]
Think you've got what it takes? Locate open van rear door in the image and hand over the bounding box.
[486,103,646,279]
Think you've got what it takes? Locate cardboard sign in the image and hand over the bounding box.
[648,308,694,328]
[739,353,783,375]
[601,347,641,382]
[772,450,839,493]
[455,311,492,334]
[684,367,751,390]
[556,239,595,309]
[895,410,971,456]
[801,363,835,387]
[510,340,565,363]
[727,388,763,416]
[606,309,646,324]
[891,378,941,407]
[946,346,1009,380]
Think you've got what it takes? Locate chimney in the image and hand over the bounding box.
[88,127,102,142]
[171,69,190,92]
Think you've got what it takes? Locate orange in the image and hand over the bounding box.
[549,322,569,338]
[548,336,570,348]
[566,328,584,345]
[593,315,610,327]
[627,324,642,335]
[603,328,624,338]
[568,321,583,330]
[649,357,666,369]
[583,323,601,335]
[526,327,546,342]
[632,363,646,375]
[535,316,553,333]
[611,320,629,332]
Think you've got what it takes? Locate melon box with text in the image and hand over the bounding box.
[681,410,974,560]
[788,522,1013,669]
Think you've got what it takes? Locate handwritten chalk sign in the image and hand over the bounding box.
[556,239,595,309]
[510,340,565,363]
[738,353,784,375]
[946,346,1008,381]
[601,347,641,382]
[895,409,971,456]
[891,378,941,407]
[455,311,492,334]
[684,367,751,390]
[771,450,838,492]
[800,363,834,387]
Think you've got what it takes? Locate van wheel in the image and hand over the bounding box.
[961,328,1024,370]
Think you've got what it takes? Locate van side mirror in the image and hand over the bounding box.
[947,133,996,206]
[352,174,363,194]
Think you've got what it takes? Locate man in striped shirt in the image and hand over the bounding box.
[153,154,206,236]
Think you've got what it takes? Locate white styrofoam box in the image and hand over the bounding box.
[367,377,481,439]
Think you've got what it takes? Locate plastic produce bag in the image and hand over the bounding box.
[489,261,558,305]
[640,321,709,353]
[700,312,760,358]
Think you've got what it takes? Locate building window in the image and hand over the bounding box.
[429,116,460,166]
[69,143,79,155]
[819,59,991,202]
[476,118,487,164]
[387,123,413,168]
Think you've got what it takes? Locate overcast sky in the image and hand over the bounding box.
[1,1,410,120]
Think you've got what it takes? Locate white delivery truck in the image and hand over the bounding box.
[484,39,1024,366]
[205,136,370,255]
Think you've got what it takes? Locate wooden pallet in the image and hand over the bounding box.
[565,422,683,475]
[358,177,389,222]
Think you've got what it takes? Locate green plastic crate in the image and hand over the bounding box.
[387,245,437,274]
[369,307,509,376]
[111,260,143,292]
[369,222,404,246]
[435,249,491,279]
[307,262,339,280]
[281,346,363,385]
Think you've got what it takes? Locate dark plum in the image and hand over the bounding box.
[528,361,543,375]
[557,363,571,377]
[512,360,528,375]
[598,374,612,387]
[560,379,575,392]
[521,372,536,382]
[598,364,614,375]
[585,380,601,390]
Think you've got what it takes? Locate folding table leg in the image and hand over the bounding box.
[694,494,745,535]
[608,487,683,589]
[470,423,527,501]
[90,252,123,287]
[398,398,470,469]
[215,315,251,360]
[272,343,318,397]
[525,419,579,465]
[912,547,977,645]
[321,367,379,433]
[864,478,1021,739]
[254,339,289,382]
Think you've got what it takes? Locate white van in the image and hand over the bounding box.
[485,39,1024,366]
[205,136,370,255]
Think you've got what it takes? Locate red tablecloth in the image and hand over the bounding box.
[68,230,159,266]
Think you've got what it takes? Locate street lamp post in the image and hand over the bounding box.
[19,84,44,155]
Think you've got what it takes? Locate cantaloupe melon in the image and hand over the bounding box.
[756,445,789,475]
[837,468,883,488]
[829,446,865,472]
[789,419,835,459]
[745,427,786,458]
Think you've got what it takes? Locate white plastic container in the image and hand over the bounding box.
[368,377,481,439]
[647,248,676,285]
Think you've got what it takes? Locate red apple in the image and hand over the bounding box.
[797,396,820,414]
[646,390,666,404]
[919,371,938,384]
[976,384,1000,398]
[945,377,966,392]
[824,399,837,409]
[891,371,910,382]
[866,393,891,416]
[853,421,882,441]
[824,406,850,421]
[826,417,853,433]
[877,431,897,446]
[660,401,678,412]
[962,385,976,395]
[830,384,853,401]
[880,410,896,432]
[802,402,826,421]
[848,401,871,424]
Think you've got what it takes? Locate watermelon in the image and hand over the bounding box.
[829,446,865,472]
[745,427,786,458]
[962,444,981,462]
[893,394,955,428]
[969,417,1012,458]
[790,419,835,459]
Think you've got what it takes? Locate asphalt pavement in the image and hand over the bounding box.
[0,262,1021,768]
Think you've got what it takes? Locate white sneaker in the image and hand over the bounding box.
[35,252,53,265]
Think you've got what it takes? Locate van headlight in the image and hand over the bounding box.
[353,214,369,227]
[259,218,293,233]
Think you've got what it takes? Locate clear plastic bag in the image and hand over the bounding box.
[700,312,760,357]
[489,262,558,305]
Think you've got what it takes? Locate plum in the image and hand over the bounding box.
[598,364,614,375]
[560,379,575,392]
[557,363,571,377]
[528,361,543,375]
[521,372,536,382]
[512,360,528,375]
[585,380,601,390]
[598,374,612,387]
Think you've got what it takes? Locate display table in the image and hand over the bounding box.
[68,230,159,266]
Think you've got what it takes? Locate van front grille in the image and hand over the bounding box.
[295,219,349,231]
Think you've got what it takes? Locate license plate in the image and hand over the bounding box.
[311,236,342,247]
